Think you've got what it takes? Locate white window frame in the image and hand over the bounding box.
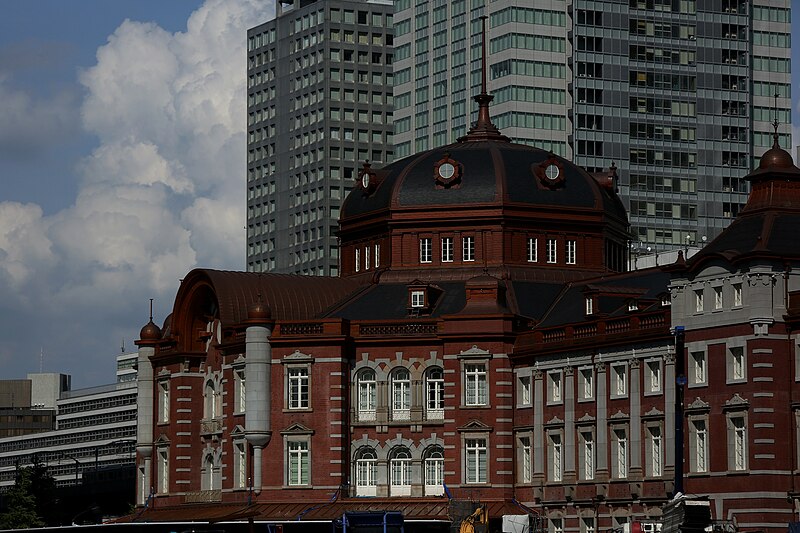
[646,424,663,477]
[233,439,248,489]
[733,283,742,307]
[465,437,488,484]
[579,430,595,480]
[204,379,220,420]
[547,370,563,404]
[157,446,169,494]
[364,246,370,270]
[519,435,532,484]
[390,448,412,495]
[411,289,425,308]
[420,237,432,263]
[355,248,361,272]
[374,244,380,268]
[355,448,377,496]
[728,345,746,383]
[585,297,594,315]
[464,363,488,406]
[463,235,475,262]
[424,447,445,496]
[357,368,376,421]
[158,379,170,423]
[548,431,563,482]
[581,517,596,533]
[646,359,662,394]
[611,363,627,398]
[519,374,532,406]
[234,367,246,414]
[578,366,594,401]
[546,238,557,263]
[442,236,454,262]
[690,351,707,386]
[728,414,747,472]
[426,367,445,420]
[287,440,310,486]
[527,237,538,262]
[612,427,628,479]
[714,286,723,309]
[202,452,220,491]
[287,366,310,410]
[391,367,411,420]
[566,239,576,264]
[695,288,704,312]
[689,417,708,473]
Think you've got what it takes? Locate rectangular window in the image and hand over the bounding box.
[646,360,662,393]
[579,431,594,480]
[613,428,628,478]
[729,416,747,471]
[728,346,746,382]
[519,436,532,483]
[646,426,663,477]
[288,441,310,485]
[733,283,742,306]
[234,369,246,413]
[463,236,475,261]
[465,363,488,406]
[234,441,247,489]
[527,237,538,262]
[374,244,380,268]
[611,363,627,397]
[691,351,706,385]
[364,246,370,270]
[551,518,564,533]
[158,381,170,423]
[519,375,531,405]
[420,238,432,263]
[546,238,557,263]
[411,290,425,308]
[442,237,454,262]
[695,289,704,312]
[714,286,723,309]
[566,240,576,264]
[548,370,562,403]
[288,367,309,409]
[585,297,593,315]
[465,438,487,483]
[690,419,708,473]
[579,367,594,400]
[549,433,563,481]
[581,518,596,533]
[157,448,169,494]
[355,248,361,272]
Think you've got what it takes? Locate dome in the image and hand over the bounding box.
[758,136,795,170]
[340,140,626,222]
[139,319,162,342]
[246,298,272,323]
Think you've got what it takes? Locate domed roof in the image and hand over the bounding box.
[139,319,162,342]
[757,134,795,171]
[341,140,626,222]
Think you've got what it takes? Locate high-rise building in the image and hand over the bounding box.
[392,0,792,250]
[246,0,394,275]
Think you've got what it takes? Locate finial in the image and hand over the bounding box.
[458,15,510,143]
[772,92,780,148]
[149,298,154,321]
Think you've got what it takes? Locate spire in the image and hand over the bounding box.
[458,15,510,143]
[772,92,781,149]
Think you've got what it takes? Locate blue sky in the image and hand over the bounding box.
[0,1,798,387]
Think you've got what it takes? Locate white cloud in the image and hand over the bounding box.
[0,0,275,385]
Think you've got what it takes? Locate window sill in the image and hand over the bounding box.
[283,408,314,413]
[461,404,491,409]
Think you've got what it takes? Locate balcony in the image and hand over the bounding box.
[200,419,222,436]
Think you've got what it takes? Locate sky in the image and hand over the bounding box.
[0,1,798,388]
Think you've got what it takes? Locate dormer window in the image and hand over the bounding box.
[628,300,638,312]
[407,281,442,315]
[585,297,594,315]
[661,294,671,306]
[411,290,425,308]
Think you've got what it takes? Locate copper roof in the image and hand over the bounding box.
[119,498,523,524]
[173,269,366,325]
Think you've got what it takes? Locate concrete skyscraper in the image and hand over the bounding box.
[247,0,394,275]
[392,0,791,250]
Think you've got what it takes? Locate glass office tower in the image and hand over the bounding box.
[247,0,394,275]
[392,0,791,250]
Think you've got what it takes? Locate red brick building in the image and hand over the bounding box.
[132,97,800,532]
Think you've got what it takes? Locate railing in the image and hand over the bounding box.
[279,323,324,336]
[359,323,437,336]
[536,311,669,346]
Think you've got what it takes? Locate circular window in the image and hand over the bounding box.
[438,162,456,180]
[545,164,560,181]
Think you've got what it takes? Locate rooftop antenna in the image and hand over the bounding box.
[39,347,43,373]
[121,338,125,353]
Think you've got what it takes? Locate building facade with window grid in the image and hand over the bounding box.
[246,0,394,275]
[392,0,792,252]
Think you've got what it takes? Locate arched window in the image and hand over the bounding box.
[425,367,444,420]
[204,380,217,419]
[202,453,218,490]
[355,447,377,497]
[357,369,376,421]
[424,446,444,496]
[391,368,411,421]
[389,447,412,496]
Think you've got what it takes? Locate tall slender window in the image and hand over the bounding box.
[204,380,218,419]
[520,375,532,405]
[426,367,444,419]
[465,363,488,406]
[158,381,170,423]
[580,431,594,480]
[695,289,704,312]
[157,448,169,494]
[691,352,706,384]
[288,441,310,485]
[647,426,662,477]
[731,416,747,471]
[355,248,361,272]
[355,448,377,496]
[420,237,432,263]
[364,246,371,270]
[424,447,445,495]
[442,237,454,262]
[647,360,661,393]
[733,283,742,306]
[288,367,309,409]
[465,438,487,483]
[392,368,411,420]
[463,236,475,261]
[358,369,376,421]
[374,244,380,268]
[527,237,538,262]
[566,240,576,264]
[547,239,557,263]
[691,419,708,472]
[520,436,532,483]
[234,369,246,413]
[234,441,247,489]
[613,428,628,478]
[390,449,412,495]
[549,433,562,481]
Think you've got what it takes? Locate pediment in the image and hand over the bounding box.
[280,423,315,435]
[154,433,170,444]
[459,345,491,358]
[282,349,313,363]
[457,419,493,433]
[610,410,629,420]
[643,407,664,419]
[686,397,710,412]
[723,393,749,411]
[230,425,246,436]
[577,413,596,425]
[545,415,564,427]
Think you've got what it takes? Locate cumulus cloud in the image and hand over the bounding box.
[0,0,275,385]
